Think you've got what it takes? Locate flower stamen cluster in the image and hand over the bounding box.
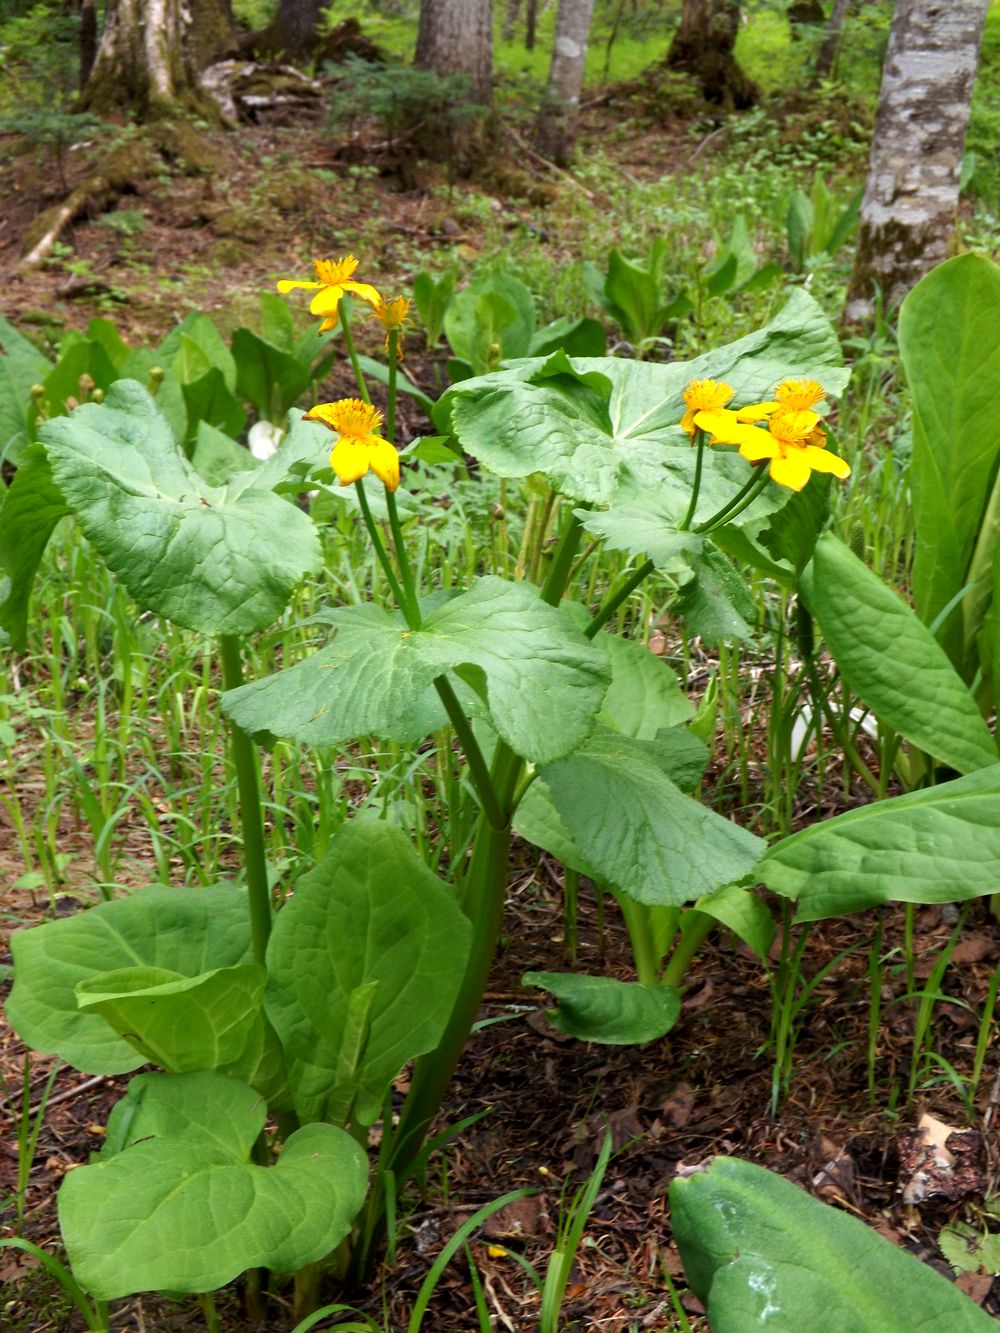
[305,397,400,492]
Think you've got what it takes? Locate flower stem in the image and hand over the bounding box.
[585,558,655,639]
[219,635,272,967]
[339,302,370,405]
[695,465,771,534]
[386,327,399,444]
[354,481,412,619]
[385,487,419,626]
[433,677,505,830]
[679,428,707,531]
[539,510,585,606]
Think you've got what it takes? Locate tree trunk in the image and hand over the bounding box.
[664,0,757,109]
[270,0,327,62]
[815,0,851,80]
[845,0,988,323]
[416,0,493,104]
[78,0,234,119]
[535,0,596,163]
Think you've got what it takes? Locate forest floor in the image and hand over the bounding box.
[1,83,999,1332]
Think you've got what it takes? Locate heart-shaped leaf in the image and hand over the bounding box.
[59,1070,368,1299]
[0,445,70,650]
[223,576,609,765]
[39,380,322,634]
[6,885,253,1073]
[265,819,472,1125]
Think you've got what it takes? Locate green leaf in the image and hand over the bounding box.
[522,972,680,1045]
[786,190,813,269]
[413,270,455,347]
[540,730,764,906]
[761,764,1000,921]
[191,420,256,485]
[801,533,996,774]
[265,820,471,1125]
[604,243,673,343]
[40,380,321,635]
[0,316,50,463]
[676,547,756,643]
[75,963,266,1072]
[529,315,606,359]
[939,1220,1000,1277]
[899,254,1000,668]
[59,1070,368,1300]
[441,290,847,507]
[259,291,296,351]
[86,317,130,370]
[445,273,535,373]
[232,327,312,423]
[0,445,70,650]
[599,634,694,739]
[169,314,237,393]
[181,366,246,443]
[671,1157,996,1333]
[6,885,253,1073]
[223,576,609,765]
[687,884,774,962]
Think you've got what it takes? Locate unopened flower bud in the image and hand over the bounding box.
[148,366,165,394]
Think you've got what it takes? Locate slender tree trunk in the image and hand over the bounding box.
[664,0,757,109]
[271,0,327,61]
[503,0,522,42]
[845,0,988,323]
[815,0,851,79]
[78,0,233,118]
[416,0,493,104]
[79,0,97,89]
[536,0,596,163]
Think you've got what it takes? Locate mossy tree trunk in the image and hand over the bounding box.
[664,0,757,109]
[845,0,989,323]
[78,0,234,120]
[415,0,493,105]
[535,0,596,164]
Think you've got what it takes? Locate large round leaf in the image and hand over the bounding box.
[59,1070,368,1299]
[523,972,680,1044]
[40,380,323,634]
[6,886,254,1073]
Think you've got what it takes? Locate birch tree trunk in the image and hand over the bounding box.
[535,0,596,163]
[664,0,757,109]
[78,0,233,119]
[845,0,988,323]
[416,0,493,105]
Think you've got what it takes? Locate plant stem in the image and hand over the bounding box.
[433,677,505,830]
[660,910,717,988]
[339,302,370,405]
[679,428,707,530]
[385,487,419,625]
[219,635,271,966]
[540,510,585,606]
[614,892,662,986]
[695,465,771,534]
[585,558,655,639]
[386,327,399,443]
[354,481,411,617]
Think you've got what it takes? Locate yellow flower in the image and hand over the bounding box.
[304,397,400,491]
[276,255,381,332]
[774,379,826,411]
[370,295,413,356]
[681,377,781,442]
[680,378,735,437]
[695,405,850,491]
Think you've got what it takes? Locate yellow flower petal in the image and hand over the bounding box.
[734,400,779,421]
[331,437,370,486]
[738,437,779,462]
[368,437,401,491]
[342,280,383,308]
[276,279,323,293]
[310,288,346,317]
[775,379,825,411]
[803,445,851,479]
[769,450,811,491]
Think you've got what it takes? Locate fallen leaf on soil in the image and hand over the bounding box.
[660,1081,696,1130]
[898,1114,986,1204]
[955,1270,994,1305]
[483,1194,548,1240]
[950,935,997,965]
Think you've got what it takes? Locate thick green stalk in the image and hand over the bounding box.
[388,742,522,1177]
[433,677,506,830]
[660,910,717,988]
[219,635,271,966]
[614,892,662,986]
[540,510,585,606]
